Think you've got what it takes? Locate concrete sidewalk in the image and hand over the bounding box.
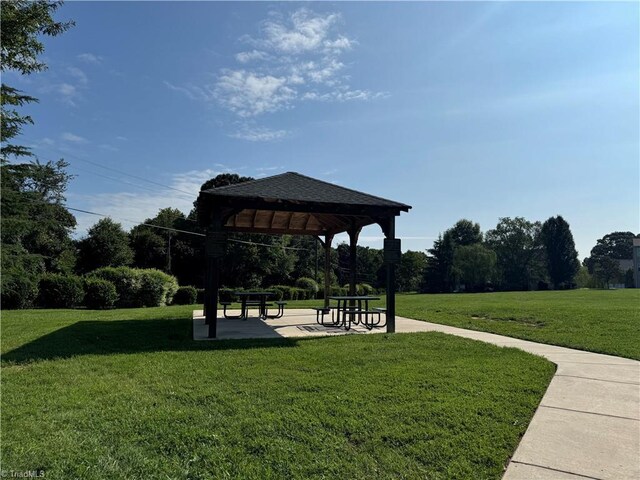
[194,310,640,479]
[393,319,640,480]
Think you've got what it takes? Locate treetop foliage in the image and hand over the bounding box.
[1,0,74,75]
[1,0,74,159]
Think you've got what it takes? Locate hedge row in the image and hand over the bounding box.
[1,268,184,310]
[88,267,178,308]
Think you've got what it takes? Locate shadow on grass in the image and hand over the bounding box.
[2,317,298,364]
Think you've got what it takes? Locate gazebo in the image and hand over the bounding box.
[197,172,411,338]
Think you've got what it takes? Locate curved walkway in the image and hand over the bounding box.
[194,310,640,479]
[394,317,640,480]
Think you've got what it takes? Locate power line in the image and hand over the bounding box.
[64,162,195,202]
[5,193,312,251]
[21,138,197,196]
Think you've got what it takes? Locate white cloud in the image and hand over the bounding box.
[77,53,103,65]
[61,132,89,144]
[214,70,295,117]
[164,81,215,102]
[67,66,88,85]
[166,8,384,122]
[260,9,340,54]
[229,126,289,142]
[303,88,386,102]
[235,50,269,63]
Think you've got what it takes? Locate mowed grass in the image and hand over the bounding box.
[1,306,554,479]
[394,289,640,360]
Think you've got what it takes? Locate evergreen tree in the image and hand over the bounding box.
[422,232,455,292]
[1,1,74,159]
[540,215,580,289]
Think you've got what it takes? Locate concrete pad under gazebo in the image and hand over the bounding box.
[192,309,386,340]
[196,172,411,338]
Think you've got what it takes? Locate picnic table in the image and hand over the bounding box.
[326,295,383,330]
[228,291,274,320]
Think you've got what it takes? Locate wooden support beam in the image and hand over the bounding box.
[303,213,312,230]
[269,210,276,229]
[324,234,333,308]
[348,226,361,297]
[383,216,398,333]
[287,211,295,230]
[251,209,259,228]
[205,212,225,339]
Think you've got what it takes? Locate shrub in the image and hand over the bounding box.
[295,277,319,297]
[38,274,85,308]
[330,285,348,296]
[265,288,284,301]
[271,285,292,300]
[219,288,238,303]
[89,267,141,308]
[357,283,375,295]
[196,288,205,304]
[173,286,198,305]
[295,287,309,300]
[1,273,39,309]
[84,278,117,309]
[89,267,178,307]
[138,269,178,307]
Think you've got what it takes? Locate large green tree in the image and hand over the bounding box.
[422,232,455,293]
[422,219,483,293]
[452,243,497,292]
[76,218,134,273]
[397,250,428,292]
[485,217,545,291]
[540,215,580,289]
[583,231,637,274]
[1,0,74,159]
[1,160,76,308]
[0,1,75,308]
[130,208,185,273]
[447,219,483,246]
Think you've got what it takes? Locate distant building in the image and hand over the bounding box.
[634,238,640,288]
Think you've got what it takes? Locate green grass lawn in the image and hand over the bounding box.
[394,289,640,360]
[2,306,554,479]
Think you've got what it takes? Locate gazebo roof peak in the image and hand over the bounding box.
[201,171,411,211]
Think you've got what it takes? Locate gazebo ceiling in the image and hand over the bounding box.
[197,172,411,236]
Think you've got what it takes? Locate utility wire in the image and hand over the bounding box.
[5,193,312,251]
[21,138,197,196]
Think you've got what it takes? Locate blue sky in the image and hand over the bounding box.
[9,1,639,258]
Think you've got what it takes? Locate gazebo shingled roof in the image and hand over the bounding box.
[197,172,410,237]
[197,171,412,338]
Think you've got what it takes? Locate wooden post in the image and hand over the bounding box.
[205,213,225,339]
[348,227,360,296]
[324,234,333,308]
[383,217,400,333]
